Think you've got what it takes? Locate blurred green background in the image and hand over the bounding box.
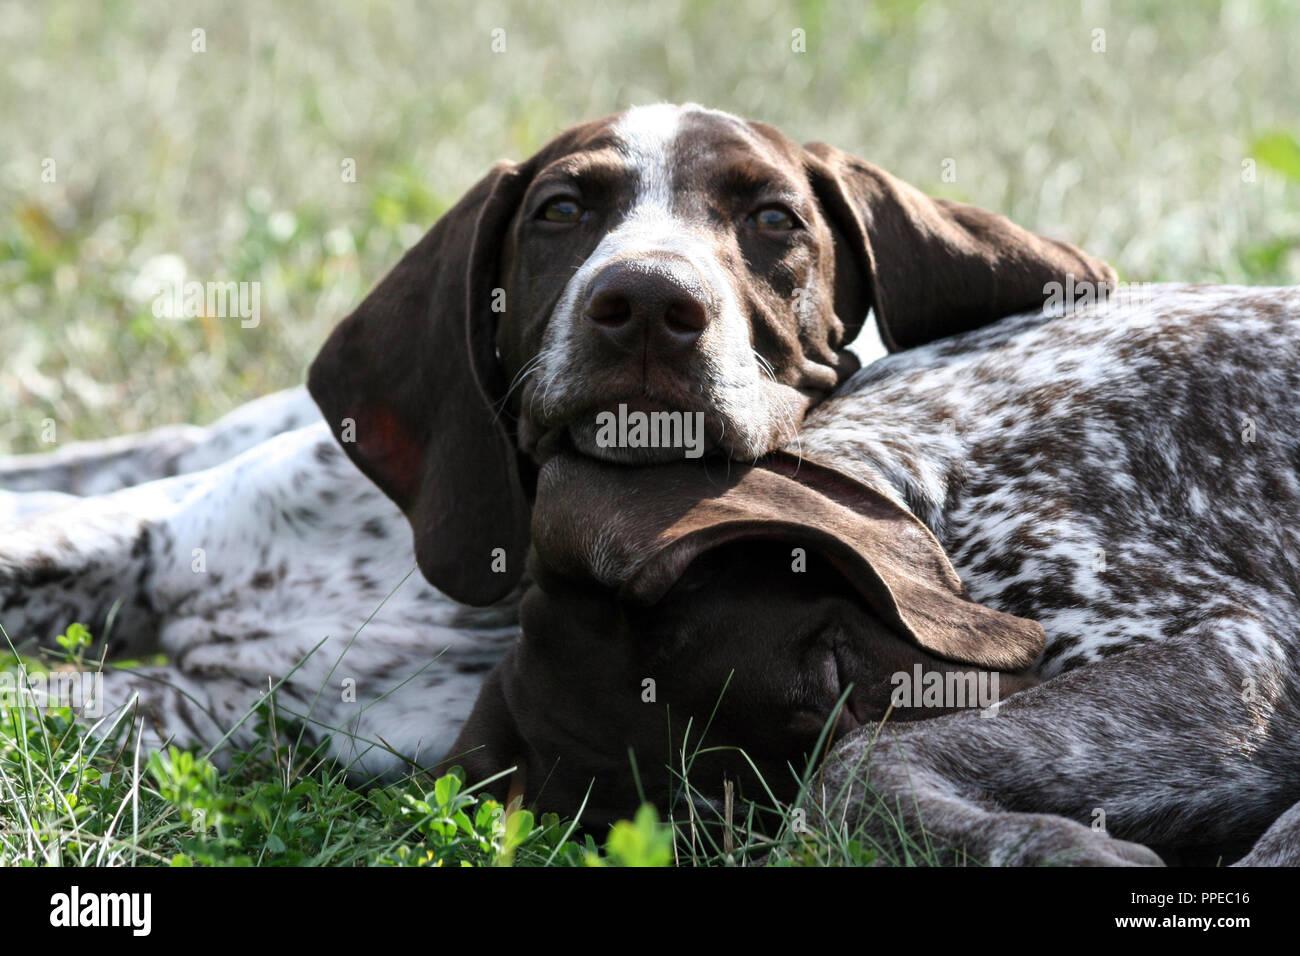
[3,0,1298,454]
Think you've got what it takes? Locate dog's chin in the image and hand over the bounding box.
[565,423,714,464]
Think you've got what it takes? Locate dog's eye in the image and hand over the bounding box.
[747,204,798,231]
[539,197,586,223]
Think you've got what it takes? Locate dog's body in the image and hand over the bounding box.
[806,283,1300,865]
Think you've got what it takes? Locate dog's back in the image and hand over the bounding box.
[803,283,1300,677]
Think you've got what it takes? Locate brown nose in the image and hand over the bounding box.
[583,258,710,353]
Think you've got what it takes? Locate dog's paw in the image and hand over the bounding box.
[978,813,1165,867]
[819,729,1165,867]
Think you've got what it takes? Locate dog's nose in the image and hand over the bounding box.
[583,258,710,353]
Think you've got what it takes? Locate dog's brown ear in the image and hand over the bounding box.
[803,142,1115,351]
[308,162,533,605]
[533,453,1044,672]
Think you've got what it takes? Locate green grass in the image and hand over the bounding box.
[4,0,1300,865]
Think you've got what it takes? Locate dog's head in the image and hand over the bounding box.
[443,452,1045,830]
[308,103,1114,604]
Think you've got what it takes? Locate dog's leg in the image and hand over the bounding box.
[58,646,509,783]
[816,623,1300,866]
[1,420,350,658]
[0,386,319,495]
[0,478,201,660]
[50,666,267,757]
[1232,797,1300,865]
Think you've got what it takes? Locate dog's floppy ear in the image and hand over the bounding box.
[308,162,533,605]
[533,452,1044,672]
[803,142,1116,351]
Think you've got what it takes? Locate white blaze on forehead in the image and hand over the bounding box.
[612,103,748,211]
[611,103,684,208]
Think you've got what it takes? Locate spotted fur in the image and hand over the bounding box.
[1,419,517,780]
[798,283,1300,864]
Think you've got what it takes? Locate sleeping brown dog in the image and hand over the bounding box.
[306,103,1113,607]
[445,451,1043,829]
